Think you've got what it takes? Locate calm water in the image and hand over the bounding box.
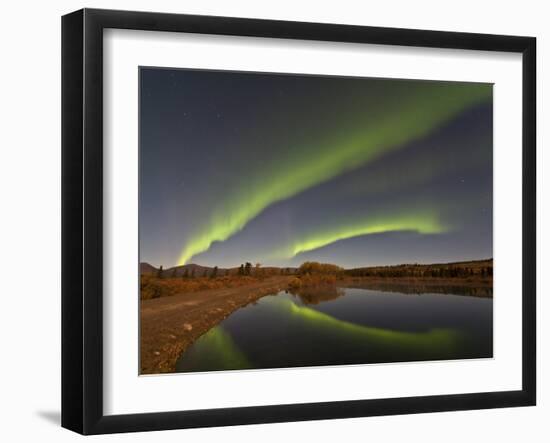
[175,286,493,373]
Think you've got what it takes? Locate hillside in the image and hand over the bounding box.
[139,262,158,275]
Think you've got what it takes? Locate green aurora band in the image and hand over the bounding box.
[298,133,492,207]
[178,83,491,265]
[177,327,251,372]
[284,300,461,353]
[177,297,463,371]
[280,210,447,258]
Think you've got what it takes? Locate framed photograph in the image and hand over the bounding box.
[62,8,536,434]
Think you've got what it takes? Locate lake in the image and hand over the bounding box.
[175,285,493,373]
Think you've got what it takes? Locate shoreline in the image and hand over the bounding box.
[140,276,292,374]
[140,275,492,374]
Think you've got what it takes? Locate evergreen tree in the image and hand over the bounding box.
[157,265,163,279]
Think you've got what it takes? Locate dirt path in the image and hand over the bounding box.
[140,276,292,374]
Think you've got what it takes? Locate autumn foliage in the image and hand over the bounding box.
[286,262,344,289]
[298,261,344,276]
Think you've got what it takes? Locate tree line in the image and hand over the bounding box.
[153,262,295,279]
[151,260,492,280]
[155,265,220,279]
[345,264,493,279]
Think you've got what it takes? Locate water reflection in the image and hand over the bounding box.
[347,281,493,297]
[182,327,252,371]
[288,284,345,305]
[176,285,492,373]
[279,297,461,350]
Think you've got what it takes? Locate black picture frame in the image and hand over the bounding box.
[62,8,536,435]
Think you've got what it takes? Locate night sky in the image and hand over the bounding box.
[139,68,492,269]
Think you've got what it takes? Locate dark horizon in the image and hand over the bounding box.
[141,256,494,272]
[140,68,493,269]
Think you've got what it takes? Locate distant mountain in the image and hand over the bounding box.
[139,263,158,275]
[140,263,230,277]
[139,262,299,277]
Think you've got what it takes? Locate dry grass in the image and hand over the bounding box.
[140,275,260,300]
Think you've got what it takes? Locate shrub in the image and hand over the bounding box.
[288,277,303,289]
[298,262,343,277]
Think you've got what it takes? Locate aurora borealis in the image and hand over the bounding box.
[140,68,493,268]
